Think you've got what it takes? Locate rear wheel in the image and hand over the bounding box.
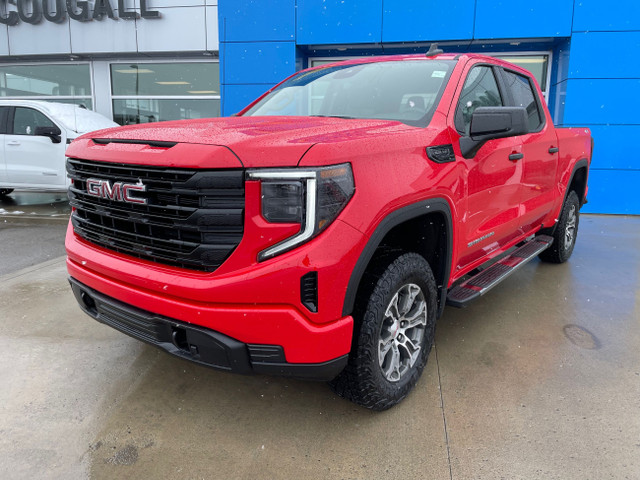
[539,190,580,263]
[0,189,13,197]
[329,252,438,410]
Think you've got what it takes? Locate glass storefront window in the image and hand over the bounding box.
[112,99,220,125]
[0,64,91,97]
[110,62,220,125]
[494,55,549,92]
[111,63,219,97]
[0,63,93,107]
[311,53,551,98]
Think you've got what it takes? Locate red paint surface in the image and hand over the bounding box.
[66,53,591,365]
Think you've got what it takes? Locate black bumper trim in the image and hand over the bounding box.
[69,277,347,381]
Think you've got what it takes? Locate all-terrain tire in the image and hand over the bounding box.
[329,252,438,410]
[539,190,580,263]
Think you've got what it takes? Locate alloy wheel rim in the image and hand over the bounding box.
[564,205,577,250]
[378,283,427,382]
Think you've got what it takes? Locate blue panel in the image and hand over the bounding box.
[382,0,474,42]
[218,0,295,42]
[582,125,640,170]
[563,79,640,125]
[297,0,382,45]
[222,42,297,84]
[582,169,640,215]
[569,32,640,79]
[573,0,640,32]
[222,84,272,116]
[475,0,573,39]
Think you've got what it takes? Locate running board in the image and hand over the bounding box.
[446,235,553,308]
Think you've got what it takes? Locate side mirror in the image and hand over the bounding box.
[459,106,528,158]
[35,126,62,144]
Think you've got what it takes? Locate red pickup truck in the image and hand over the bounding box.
[65,52,592,410]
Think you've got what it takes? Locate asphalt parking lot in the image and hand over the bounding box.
[1,193,639,479]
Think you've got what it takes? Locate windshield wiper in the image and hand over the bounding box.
[310,115,356,119]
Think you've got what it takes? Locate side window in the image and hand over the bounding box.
[0,106,10,134]
[12,107,55,136]
[455,66,503,134]
[502,70,543,132]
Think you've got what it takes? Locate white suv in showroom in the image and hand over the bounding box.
[0,101,117,197]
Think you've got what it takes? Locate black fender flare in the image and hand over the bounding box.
[568,158,590,205]
[342,198,453,319]
[545,158,590,235]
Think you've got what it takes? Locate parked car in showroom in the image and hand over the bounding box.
[0,100,118,197]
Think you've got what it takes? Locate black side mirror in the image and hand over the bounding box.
[35,126,62,144]
[459,106,528,158]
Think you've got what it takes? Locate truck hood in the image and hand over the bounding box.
[80,116,414,168]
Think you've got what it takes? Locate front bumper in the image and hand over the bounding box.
[70,277,348,381]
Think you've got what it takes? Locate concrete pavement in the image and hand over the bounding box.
[0,214,638,479]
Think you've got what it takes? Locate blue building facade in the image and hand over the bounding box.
[218,0,640,215]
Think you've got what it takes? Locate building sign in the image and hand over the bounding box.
[0,0,160,25]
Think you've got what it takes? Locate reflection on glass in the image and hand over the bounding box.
[0,64,92,97]
[245,60,454,126]
[311,56,550,93]
[113,99,220,125]
[111,63,220,96]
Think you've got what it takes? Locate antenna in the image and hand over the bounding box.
[426,43,444,57]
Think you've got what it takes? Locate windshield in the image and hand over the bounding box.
[244,60,455,126]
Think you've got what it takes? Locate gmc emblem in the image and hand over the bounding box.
[86,178,148,205]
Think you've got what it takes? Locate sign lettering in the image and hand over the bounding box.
[0,0,159,25]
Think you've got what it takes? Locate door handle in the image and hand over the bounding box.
[548,147,559,154]
[509,153,524,161]
[7,141,20,146]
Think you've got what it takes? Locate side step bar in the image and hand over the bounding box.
[446,235,553,308]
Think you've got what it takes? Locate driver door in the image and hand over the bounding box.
[449,63,525,271]
[5,107,67,188]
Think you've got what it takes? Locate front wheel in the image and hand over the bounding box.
[329,252,438,410]
[539,190,580,263]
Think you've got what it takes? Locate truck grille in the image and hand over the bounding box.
[67,158,245,272]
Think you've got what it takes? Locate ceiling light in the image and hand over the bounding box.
[115,69,155,74]
[187,90,218,94]
[155,81,190,85]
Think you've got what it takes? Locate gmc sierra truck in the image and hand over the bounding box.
[65,52,592,410]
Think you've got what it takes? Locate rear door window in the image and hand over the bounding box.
[501,70,543,132]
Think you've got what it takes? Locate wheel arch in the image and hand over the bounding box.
[342,198,453,319]
[568,158,589,207]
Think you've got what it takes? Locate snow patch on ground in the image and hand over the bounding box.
[0,209,25,215]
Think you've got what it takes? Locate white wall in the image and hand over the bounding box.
[0,0,219,57]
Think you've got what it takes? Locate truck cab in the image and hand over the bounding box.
[0,100,117,196]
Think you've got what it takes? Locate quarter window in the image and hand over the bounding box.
[12,108,55,136]
[502,70,543,132]
[455,66,503,134]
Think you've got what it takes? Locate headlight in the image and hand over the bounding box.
[247,163,355,261]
